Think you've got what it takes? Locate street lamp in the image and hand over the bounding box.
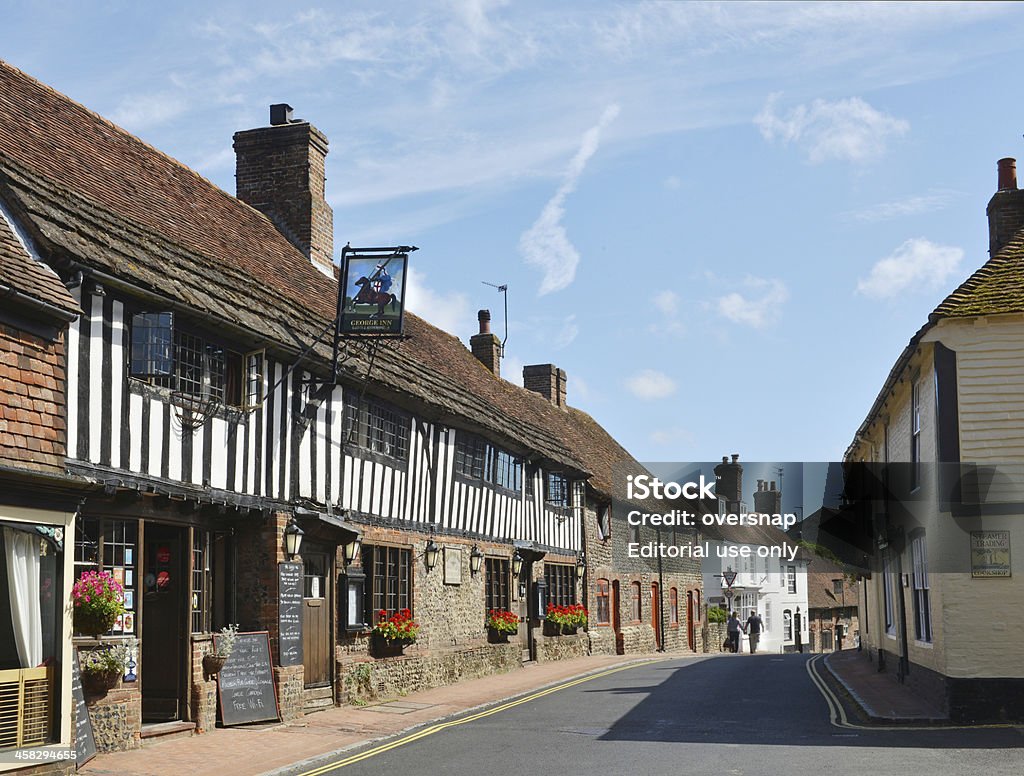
[470,545,484,575]
[283,518,304,560]
[511,550,523,577]
[424,539,440,571]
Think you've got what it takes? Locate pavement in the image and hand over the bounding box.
[823,648,947,723]
[80,652,667,776]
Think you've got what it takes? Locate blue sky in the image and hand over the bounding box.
[5,1,1024,464]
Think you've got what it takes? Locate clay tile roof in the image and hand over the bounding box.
[0,206,79,316]
[931,229,1024,319]
[0,60,589,473]
[805,555,857,611]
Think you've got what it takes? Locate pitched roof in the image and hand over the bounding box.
[848,210,1024,459]
[805,555,857,612]
[0,203,79,317]
[0,60,591,475]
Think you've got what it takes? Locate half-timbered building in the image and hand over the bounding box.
[0,60,655,761]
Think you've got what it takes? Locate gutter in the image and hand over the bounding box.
[0,282,79,324]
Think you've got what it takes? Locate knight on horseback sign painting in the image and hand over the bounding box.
[339,252,408,335]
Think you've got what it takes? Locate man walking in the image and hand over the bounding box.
[744,611,764,654]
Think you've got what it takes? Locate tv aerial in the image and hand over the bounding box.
[482,281,508,356]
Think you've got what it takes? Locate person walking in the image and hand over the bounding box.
[744,611,764,654]
[726,611,742,653]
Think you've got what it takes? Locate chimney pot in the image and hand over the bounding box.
[998,158,1018,191]
[477,309,491,334]
[722,456,729,464]
[731,454,740,463]
[770,480,776,491]
[269,103,294,126]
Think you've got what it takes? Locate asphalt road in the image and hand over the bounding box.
[284,654,1024,776]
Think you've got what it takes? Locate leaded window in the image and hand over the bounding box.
[363,545,412,623]
[485,557,511,613]
[545,562,576,608]
[345,396,410,462]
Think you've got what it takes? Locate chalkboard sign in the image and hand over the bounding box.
[278,562,303,668]
[71,649,97,768]
[213,631,280,726]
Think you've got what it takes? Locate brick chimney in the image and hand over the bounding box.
[713,454,742,508]
[987,157,1024,257]
[470,309,501,377]
[753,479,781,514]
[233,104,334,276]
[523,364,567,409]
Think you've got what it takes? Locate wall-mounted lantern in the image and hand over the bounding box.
[575,551,586,581]
[344,535,362,565]
[470,545,484,575]
[511,550,524,577]
[424,539,440,571]
[283,518,304,560]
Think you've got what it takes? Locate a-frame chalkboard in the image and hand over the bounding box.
[213,631,281,726]
[71,649,97,769]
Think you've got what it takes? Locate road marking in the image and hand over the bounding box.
[295,660,661,775]
[805,654,1022,732]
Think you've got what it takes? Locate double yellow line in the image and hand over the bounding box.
[296,660,660,775]
[805,654,1020,732]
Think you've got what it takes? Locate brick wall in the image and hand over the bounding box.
[0,322,66,471]
[189,635,219,733]
[83,679,141,752]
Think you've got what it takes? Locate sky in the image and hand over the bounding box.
[5,1,1024,466]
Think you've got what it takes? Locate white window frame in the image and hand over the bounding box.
[911,534,932,642]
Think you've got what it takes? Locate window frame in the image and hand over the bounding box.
[669,587,678,627]
[545,472,570,509]
[630,581,642,623]
[544,563,576,608]
[362,544,413,625]
[485,557,511,614]
[911,379,922,491]
[911,534,932,642]
[783,609,793,641]
[345,393,411,465]
[787,565,797,594]
[452,432,523,494]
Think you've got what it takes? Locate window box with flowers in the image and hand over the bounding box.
[370,609,419,657]
[544,603,588,636]
[485,609,519,643]
[72,570,126,637]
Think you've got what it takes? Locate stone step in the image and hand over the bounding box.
[303,685,335,714]
[140,721,195,746]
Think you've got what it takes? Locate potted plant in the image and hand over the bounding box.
[72,570,125,637]
[485,609,519,643]
[545,603,588,635]
[79,639,135,694]
[370,609,419,656]
[203,623,239,677]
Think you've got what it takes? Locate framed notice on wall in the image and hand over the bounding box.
[443,546,461,585]
[971,531,1011,578]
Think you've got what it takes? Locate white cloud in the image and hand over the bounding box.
[856,238,964,299]
[650,427,696,447]
[625,369,677,400]
[755,94,909,164]
[715,276,790,328]
[844,190,957,222]
[519,104,620,295]
[553,315,579,349]
[404,266,470,336]
[653,290,679,316]
[110,92,188,131]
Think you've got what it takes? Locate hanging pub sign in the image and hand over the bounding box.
[339,249,409,335]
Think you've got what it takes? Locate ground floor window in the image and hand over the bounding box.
[0,524,64,750]
[74,517,137,636]
[485,557,510,613]
[669,588,678,626]
[544,563,576,608]
[595,579,610,624]
[783,609,793,641]
[630,581,641,622]
[363,545,411,624]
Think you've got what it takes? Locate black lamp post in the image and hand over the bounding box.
[283,518,304,560]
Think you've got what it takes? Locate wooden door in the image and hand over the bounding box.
[141,524,186,721]
[517,562,531,662]
[651,583,661,650]
[302,552,331,688]
[686,591,696,651]
[611,580,623,655]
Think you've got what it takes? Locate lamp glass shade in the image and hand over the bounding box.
[344,536,362,564]
[575,555,585,580]
[511,551,523,577]
[284,520,304,558]
[470,546,484,574]
[425,539,439,570]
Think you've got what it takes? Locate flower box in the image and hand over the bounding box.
[487,626,517,644]
[371,633,413,657]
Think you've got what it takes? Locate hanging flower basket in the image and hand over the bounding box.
[203,654,229,676]
[81,667,121,694]
[72,571,125,637]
